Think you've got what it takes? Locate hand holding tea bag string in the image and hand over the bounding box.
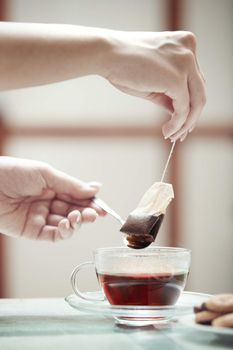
[0,23,206,141]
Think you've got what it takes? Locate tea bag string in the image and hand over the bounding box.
[160,141,176,183]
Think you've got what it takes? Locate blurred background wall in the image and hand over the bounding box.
[0,0,232,297]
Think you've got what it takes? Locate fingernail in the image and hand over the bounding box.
[65,221,70,229]
[87,181,102,189]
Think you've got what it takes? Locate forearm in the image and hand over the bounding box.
[0,22,114,90]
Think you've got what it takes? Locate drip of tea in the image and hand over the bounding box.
[97,271,187,306]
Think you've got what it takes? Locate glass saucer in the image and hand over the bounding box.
[65,291,210,326]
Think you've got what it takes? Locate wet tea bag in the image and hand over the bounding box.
[121,142,175,249]
[120,182,174,248]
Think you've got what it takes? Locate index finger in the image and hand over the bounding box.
[170,70,206,141]
[162,86,190,139]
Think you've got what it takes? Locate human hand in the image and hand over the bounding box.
[103,31,206,141]
[0,24,205,141]
[0,157,105,241]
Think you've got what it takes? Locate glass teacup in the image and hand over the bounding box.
[71,246,191,306]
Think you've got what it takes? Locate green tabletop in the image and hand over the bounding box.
[0,298,232,350]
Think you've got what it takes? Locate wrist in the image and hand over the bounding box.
[81,27,121,78]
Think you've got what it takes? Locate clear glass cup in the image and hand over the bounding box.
[71,246,191,306]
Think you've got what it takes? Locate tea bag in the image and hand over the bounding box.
[120,182,174,249]
[121,141,176,249]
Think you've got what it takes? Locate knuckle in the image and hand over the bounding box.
[173,48,194,69]
[197,87,207,107]
[191,93,206,112]
[186,32,197,50]
[178,31,197,51]
[174,99,189,116]
[172,112,186,127]
[182,105,190,116]
[200,93,207,107]
[181,48,195,65]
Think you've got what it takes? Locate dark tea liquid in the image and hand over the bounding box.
[97,272,187,306]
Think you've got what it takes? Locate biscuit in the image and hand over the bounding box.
[206,294,233,313]
[212,313,233,328]
[195,310,221,325]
